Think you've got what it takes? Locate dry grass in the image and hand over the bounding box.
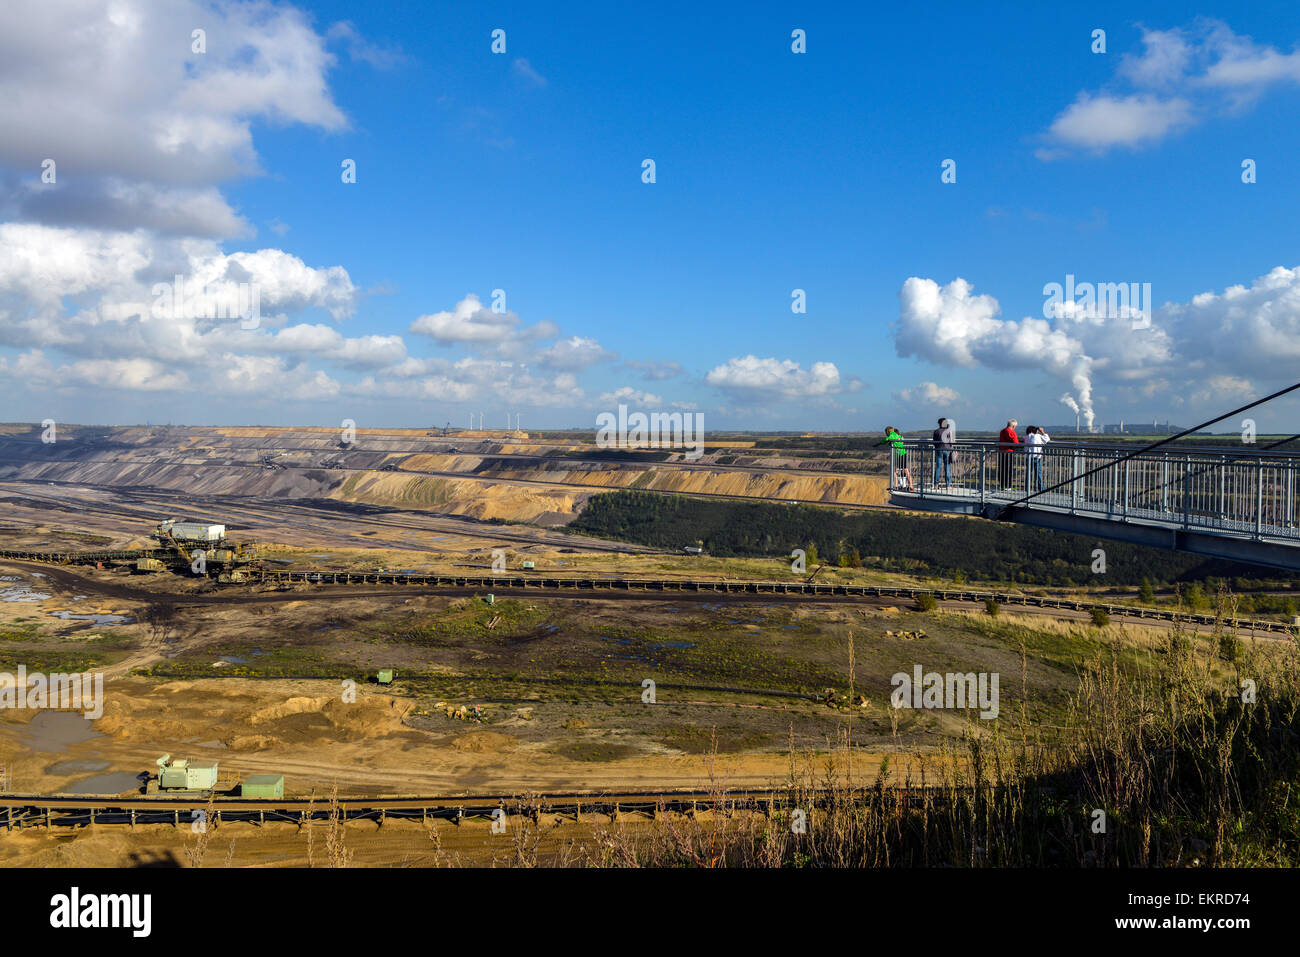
[478,612,1300,868]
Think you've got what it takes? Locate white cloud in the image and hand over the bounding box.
[1037,93,1193,156]
[410,294,528,344]
[894,382,961,405]
[216,354,340,401]
[0,224,371,392]
[9,180,253,239]
[895,266,1300,428]
[0,0,350,238]
[598,386,663,406]
[1039,21,1300,157]
[536,335,616,370]
[0,352,187,392]
[1192,374,1253,404]
[705,355,841,399]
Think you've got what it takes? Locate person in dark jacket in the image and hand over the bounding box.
[932,418,955,488]
[997,419,1019,489]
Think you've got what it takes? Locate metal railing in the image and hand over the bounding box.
[890,440,1300,542]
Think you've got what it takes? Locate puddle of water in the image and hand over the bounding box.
[651,640,695,650]
[49,611,135,625]
[598,635,633,645]
[64,772,144,795]
[21,711,102,752]
[45,759,110,774]
[1,585,51,603]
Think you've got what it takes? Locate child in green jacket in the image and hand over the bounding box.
[879,427,913,491]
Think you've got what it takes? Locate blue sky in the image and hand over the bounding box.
[3,0,1300,431]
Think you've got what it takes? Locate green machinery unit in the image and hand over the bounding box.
[240,774,285,799]
[156,754,219,791]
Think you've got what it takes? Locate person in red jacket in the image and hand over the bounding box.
[997,419,1019,489]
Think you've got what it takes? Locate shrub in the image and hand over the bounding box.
[983,597,999,617]
[1090,607,1110,628]
[916,593,937,612]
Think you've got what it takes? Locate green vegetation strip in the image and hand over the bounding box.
[570,490,1300,589]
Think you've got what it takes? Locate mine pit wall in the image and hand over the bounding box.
[0,425,890,525]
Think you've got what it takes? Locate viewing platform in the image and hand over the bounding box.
[888,441,1300,571]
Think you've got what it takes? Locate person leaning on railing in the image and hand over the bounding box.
[879,426,914,491]
[1024,425,1050,492]
[997,419,1020,490]
[932,417,955,488]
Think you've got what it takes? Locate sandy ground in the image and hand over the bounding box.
[0,676,844,797]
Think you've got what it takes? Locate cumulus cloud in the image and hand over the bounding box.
[0,0,350,237]
[410,294,556,346]
[1161,265,1300,376]
[8,180,253,239]
[0,223,371,393]
[0,1,416,408]
[705,355,841,399]
[895,266,1300,429]
[598,386,663,407]
[894,382,961,405]
[1038,20,1300,157]
[1191,374,1254,404]
[217,354,340,401]
[0,5,623,417]
[1039,93,1193,155]
[0,352,188,393]
[536,335,617,370]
